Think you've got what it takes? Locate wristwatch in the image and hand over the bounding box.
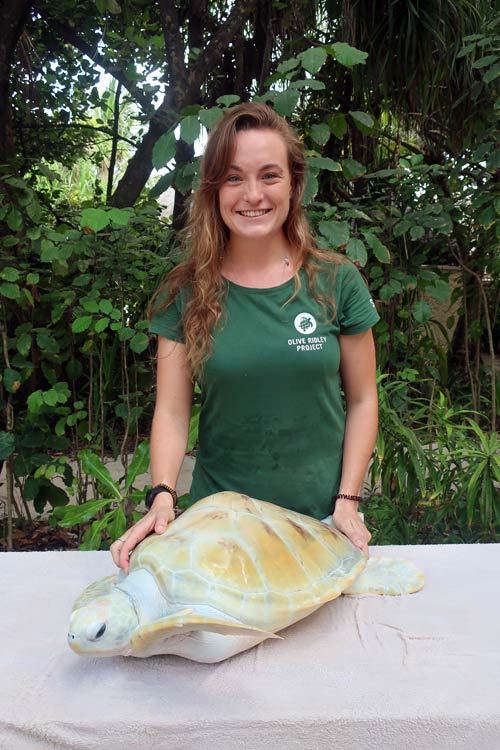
[145,483,178,510]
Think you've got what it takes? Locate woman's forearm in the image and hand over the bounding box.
[149,408,191,489]
[338,397,378,497]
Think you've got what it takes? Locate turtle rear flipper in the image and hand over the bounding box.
[343,557,424,595]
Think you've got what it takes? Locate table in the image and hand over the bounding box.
[1,544,499,750]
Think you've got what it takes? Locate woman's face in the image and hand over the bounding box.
[218,128,292,244]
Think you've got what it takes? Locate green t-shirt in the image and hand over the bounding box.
[149,262,380,519]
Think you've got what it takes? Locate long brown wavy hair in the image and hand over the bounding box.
[149,102,345,375]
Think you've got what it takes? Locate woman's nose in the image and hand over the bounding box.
[243,179,263,203]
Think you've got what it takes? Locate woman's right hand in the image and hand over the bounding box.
[110,494,176,574]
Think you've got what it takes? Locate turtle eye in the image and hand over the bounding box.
[87,622,107,641]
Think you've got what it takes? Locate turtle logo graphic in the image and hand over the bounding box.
[294,312,317,334]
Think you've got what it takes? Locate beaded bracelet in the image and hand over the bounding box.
[335,493,364,502]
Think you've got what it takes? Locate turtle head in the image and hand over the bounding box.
[68,590,139,656]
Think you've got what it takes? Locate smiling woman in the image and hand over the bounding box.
[110,103,380,573]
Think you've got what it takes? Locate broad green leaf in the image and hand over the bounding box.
[27,390,44,413]
[327,42,368,68]
[307,156,341,172]
[108,207,134,226]
[276,57,300,74]
[54,498,112,528]
[3,369,21,393]
[341,158,366,180]
[393,220,412,237]
[199,107,224,130]
[410,225,425,240]
[483,63,500,83]
[318,220,349,248]
[118,326,134,341]
[149,171,175,199]
[349,111,374,134]
[412,299,433,323]
[0,431,15,460]
[457,42,477,58]
[216,94,240,107]
[302,172,318,205]
[379,279,403,300]
[100,299,113,314]
[94,317,109,333]
[363,233,391,263]
[80,208,110,233]
[273,88,300,117]
[124,441,150,492]
[7,207,23,231]
[36,332,59,355]
[0,282,20,300]
[486,149,500,171]
[425,280,450,303]
[299,47,327,74]
[129,331,149,353]
[17,332,32,357]
[345,238,367,266]
[328,113,348,139]
[152,131,176,169]
[478,206,496,229]
[472,54,497,69]
[42,389,59,406]
[290,79,325,90]
[310,123,330,145]
[82,299,99,313]
[1,267,20,282]
[72,315,93,333]
[79,449,121,500]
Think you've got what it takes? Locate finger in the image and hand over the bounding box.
[352,536,369,559]
[154,510,174,535]
[110,541,122,567]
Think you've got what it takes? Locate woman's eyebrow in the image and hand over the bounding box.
[260,163,284,172]
[226,163,285,172]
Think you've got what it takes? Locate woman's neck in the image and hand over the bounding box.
[221,235,297,288]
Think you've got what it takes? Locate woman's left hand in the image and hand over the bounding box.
[333,500,371,558]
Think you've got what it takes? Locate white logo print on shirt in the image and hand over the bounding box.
[294,312,317,334]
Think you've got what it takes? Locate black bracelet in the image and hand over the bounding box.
[335,493,364,503]
[145,484,178,510]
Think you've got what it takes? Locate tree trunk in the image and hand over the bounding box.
[0,0,32,165]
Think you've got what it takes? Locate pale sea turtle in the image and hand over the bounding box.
[68,491,424,663]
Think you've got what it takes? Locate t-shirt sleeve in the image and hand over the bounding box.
[149,291,185,342]
[336,262,380,335]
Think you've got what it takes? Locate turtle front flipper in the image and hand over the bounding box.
[131,608,280,657]
[343,557,424,595]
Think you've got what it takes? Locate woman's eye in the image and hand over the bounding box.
[263,173,279,180]
[226,175,241,183]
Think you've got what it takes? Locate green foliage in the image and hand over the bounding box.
[53,442,151,550]
[367,373,500,545]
